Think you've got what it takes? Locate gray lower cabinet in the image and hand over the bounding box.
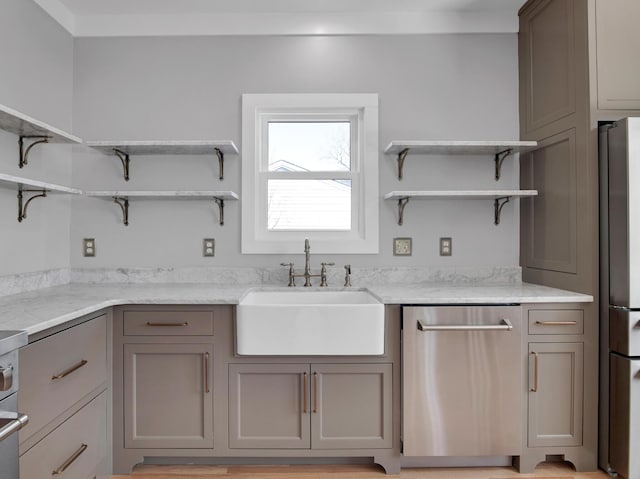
[518,305,592,473]
[527,342,584,447]
[229,363,392,450]
[123,342,214,449]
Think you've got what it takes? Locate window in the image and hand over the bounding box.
[242,94,379,254]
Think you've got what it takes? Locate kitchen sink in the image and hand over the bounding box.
[236,290,385,355]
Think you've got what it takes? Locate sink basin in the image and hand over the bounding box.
[236,290,385,355]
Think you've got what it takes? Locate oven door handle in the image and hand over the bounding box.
[0,413,28,443]
[417,319,513,331]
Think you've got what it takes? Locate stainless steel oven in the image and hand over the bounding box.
[0,331,28,479]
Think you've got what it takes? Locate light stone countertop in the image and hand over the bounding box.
[0,282,592,336]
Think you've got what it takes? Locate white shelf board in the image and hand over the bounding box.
[86,190,239,200]
[0,103,82,144]
[384,140,538,156]
[0,173,82,195]
[384,190,538,200]
[86,140,239,156]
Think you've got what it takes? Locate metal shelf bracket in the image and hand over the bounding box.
[214,197,225,226]
[17,188,47,222]
[396,197,410,226]
[113,149,131,181]
[494,149,512,181]
[396,148,410,180]
[113,196,129,226]
[494,196,510,225]
[19,135,50,168]
[215,148,224,181]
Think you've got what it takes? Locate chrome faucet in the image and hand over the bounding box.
[280,238,334,287]
[303,238,312,286]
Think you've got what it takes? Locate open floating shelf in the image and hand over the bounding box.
[86,140,239,181]
[384,140,538,181]
[0,173,82,222]
[384,189,538,226]
[86,190,240,226]
[0,103,82,168]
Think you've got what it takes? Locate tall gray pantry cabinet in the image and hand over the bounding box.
[519,0,640,471]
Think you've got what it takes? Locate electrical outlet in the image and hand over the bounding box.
[393,237,412,256]
[203,238,215,257]
[83,238,96,257]
[440,237,452,256]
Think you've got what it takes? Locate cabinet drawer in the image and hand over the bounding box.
[20,392,106,479]
[528,310,583,335]
[123,310,214,336]
[19,316,107,442]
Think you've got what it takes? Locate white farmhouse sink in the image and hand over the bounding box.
[236,290,385,355]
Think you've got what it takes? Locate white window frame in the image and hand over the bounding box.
[242,93,379,254]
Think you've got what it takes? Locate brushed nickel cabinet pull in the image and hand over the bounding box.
[303,372,308,414]
[313,372,318,413]
[535,320,578,326]
[529,352,539,392]
[52,359,88,380]
[52,443,87,475]
[204,352,210,393]
[146,321,188,327]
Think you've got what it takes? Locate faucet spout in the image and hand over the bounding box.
[304,238,312,286]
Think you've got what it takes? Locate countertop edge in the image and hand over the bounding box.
[0,283,593,337]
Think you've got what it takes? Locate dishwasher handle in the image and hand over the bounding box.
[417,318,513,332]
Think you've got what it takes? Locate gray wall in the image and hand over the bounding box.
[0,0,74,275]
[71,34,520,269]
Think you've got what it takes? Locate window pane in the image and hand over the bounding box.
[268,179,351,230]
[268,122,351,172]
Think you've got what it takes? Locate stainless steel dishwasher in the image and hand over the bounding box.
[403,305,522,457]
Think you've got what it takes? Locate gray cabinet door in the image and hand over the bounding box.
[311,363,392,449]
[123,343,214,449]
[528,342,584,447]
[229,363,310,449]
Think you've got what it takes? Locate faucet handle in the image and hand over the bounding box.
[344,264,352,287]
[280,262,295,287]
[319,262,335,287]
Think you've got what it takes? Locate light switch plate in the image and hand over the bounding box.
[203,238,215,257]
[393,237,412,256]
[83,238,96,257]
[440,237,452,256]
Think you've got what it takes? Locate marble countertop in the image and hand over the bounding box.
[0,282,592,336]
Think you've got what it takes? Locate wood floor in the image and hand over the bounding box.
[111,462,612,479]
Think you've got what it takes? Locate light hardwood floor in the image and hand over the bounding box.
[111,462,612,479]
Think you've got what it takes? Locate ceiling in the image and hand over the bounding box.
[33,0,526,37]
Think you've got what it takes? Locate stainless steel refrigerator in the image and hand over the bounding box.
[602,117,640,479]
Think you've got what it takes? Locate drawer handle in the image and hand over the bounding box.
[418,318,513,332]
[146,321,189,327]
[535,320,578,326]
[0,413,28,443]
[52,359,88,380]
[52,443,87,475]
[529,352,539,392]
